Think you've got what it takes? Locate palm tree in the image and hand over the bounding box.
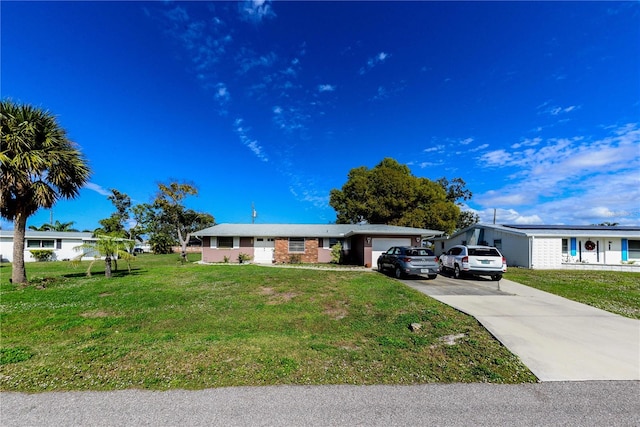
[28,220,77,232]
[0,100,91,284]
[73,235,135,278]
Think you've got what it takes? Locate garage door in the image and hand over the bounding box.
[372,238,411,267]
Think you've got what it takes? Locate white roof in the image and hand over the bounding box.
[0,230,94,239]
[194,223,443,238]
[439,224,640,240]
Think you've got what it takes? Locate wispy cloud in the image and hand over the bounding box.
[537,101,580,116]
[234,118,268,162]
[475,123,640,224]
[318,84,335,92]
[359,51,390,75]
[423,145,445,153]
[238,0,276,23]
[469,143,489,152]
[85,182,111,197]
[235,49,277,74]
[272,105,310,134]
[371,80,406,101]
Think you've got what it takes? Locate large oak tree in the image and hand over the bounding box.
[1,100,91,283]
[150,181,215,261]
[329,158,469,234]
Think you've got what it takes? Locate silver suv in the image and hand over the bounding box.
[439,245,506,280]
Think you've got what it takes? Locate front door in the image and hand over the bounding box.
[254,237,275,264]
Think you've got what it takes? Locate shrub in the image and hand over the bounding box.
[29,250,54,262]
[223,255,230,263]
[330,242,342,264]
[289,254,302,264]
[238,253,252,263]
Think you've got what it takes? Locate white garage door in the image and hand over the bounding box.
[372,238,411,267]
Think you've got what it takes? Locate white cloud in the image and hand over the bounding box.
[318,84,335,92]
[236,49,277,74]
[478,149,512,167]
[537,102,580,116]
[511,137,541,149]
[460,137,474,145]
[238,0,276,23]
[85,182,111,196]
[473,123,640,224]
[423,145,444,153]
[233,118,268,162]
[469,143,489,152]
[359,51,391,75]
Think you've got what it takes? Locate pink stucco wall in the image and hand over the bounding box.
[201,236,254,263]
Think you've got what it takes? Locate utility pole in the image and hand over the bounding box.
[251,203,257,224]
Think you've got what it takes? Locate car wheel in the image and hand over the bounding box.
[377,263,384,273]
[492,274,502,281]
[454,265,462,279]
[427,274,437,280]
[394,267,403,279]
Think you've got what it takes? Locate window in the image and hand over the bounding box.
[493,239,502,249]
[26,239,55,248]
[217,237,233,249]
[562,239,568,255]
[449,247,463,256]
[629,240,640,260]
[469,248,500,256]
[329,238,343,248]
[288,237,305,253]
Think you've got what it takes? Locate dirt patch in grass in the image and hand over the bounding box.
[323,301,349,320]
[80,311,112,318]
[260,286,300,304]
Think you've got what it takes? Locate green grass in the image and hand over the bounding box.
[0,254,536,391]
[505,268,640,319]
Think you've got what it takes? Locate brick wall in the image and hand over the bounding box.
[274,238,319,263]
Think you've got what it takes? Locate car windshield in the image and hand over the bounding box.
[468,248,500,256]
[407,249,433,256]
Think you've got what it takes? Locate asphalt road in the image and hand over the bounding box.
[2,382,639,426]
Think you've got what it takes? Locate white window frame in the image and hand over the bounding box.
[288,237,305,253]
[26,239,55,249]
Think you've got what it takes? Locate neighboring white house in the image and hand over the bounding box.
[0,230,95,262]
[433,224,640,271]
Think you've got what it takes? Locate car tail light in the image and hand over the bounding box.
[462,256,468,263]
[401,257,412,262]
[502,257,507,265]
[434,256,439,262]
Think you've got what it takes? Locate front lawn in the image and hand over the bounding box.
[505,268,640,319]
[0,254,536,391]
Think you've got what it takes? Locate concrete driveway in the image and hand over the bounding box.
[400,273,640,381]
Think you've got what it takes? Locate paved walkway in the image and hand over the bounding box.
[403,276,640,381]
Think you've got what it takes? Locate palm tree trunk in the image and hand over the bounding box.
[104,256,112,278]
[12,213,28,284]
[177,228,188,263]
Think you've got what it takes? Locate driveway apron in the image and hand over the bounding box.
[403,276,640,381]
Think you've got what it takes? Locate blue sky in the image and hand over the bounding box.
[2,1,639,231]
